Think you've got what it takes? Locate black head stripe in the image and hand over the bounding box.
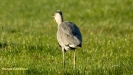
[56,10,62,16]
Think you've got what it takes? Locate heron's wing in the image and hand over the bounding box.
[59,22,82,47]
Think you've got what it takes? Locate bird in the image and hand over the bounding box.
[53,10,82,68]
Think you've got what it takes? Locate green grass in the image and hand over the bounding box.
[0,0,133,75]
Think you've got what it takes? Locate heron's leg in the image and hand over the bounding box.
[62,48,65,68]
[73,49,76,68]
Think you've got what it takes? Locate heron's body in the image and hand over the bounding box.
[53,10,82,68]
[57,21,82,51]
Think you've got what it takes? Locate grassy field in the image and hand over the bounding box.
[0,0,133,75]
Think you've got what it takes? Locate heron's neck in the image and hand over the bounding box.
[57,16,64,25]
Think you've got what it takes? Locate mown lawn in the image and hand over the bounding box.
[0,0,133,75]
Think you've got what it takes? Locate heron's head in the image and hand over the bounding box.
[53,10,63,25]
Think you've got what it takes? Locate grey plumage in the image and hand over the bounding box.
[53,10,82,68]
[57,22,82,51]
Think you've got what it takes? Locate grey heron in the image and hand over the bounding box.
[53,10,82,68]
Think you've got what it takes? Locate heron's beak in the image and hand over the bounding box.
[52,16,56,22]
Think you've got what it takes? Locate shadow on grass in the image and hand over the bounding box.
[0,42,8,49]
